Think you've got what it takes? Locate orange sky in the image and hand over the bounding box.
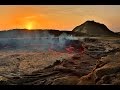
[0,5,120,32]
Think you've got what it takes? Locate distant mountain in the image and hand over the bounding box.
[0,21,119,38]
[0,29,74,38]
[72,20,119,37]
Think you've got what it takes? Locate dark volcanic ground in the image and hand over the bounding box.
[0,37,120,85]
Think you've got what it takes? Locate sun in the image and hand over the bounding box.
[25,22,33,30]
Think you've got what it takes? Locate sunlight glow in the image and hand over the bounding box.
[25,22,33,30]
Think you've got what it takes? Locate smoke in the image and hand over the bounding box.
[0,31,81,52]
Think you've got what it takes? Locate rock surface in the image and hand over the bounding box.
[0,38,120,85]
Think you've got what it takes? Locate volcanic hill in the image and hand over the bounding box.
[72,20,119,37]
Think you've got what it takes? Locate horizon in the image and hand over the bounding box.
[0,5,120,32]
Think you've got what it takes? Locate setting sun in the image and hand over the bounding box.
[25,22,33,30]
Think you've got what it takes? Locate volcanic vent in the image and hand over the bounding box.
[0,29,84,54]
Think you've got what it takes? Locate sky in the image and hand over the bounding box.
[0,5,120,32]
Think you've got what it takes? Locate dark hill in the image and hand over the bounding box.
[0,29,74,38]
[117,32,120,35]
[72,20,118,37]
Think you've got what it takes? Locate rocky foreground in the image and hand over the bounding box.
[0,37,120,85]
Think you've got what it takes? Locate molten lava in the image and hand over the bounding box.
[65,45,85,54]
[65,45,75,53]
